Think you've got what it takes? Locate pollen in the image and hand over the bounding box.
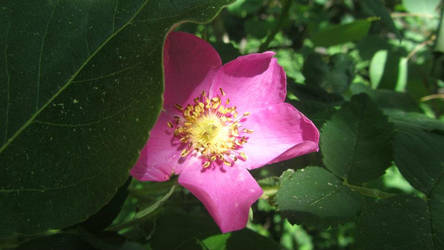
[167,89,252,169]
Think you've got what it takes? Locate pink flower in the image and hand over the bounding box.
[131,32,319,233]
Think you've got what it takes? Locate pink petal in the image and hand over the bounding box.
[130,111,189,181]
[238,103,319,170]
[178,164,263,233]
[163,32,222,108]
[209,52,286,114]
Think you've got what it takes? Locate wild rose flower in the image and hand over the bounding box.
[131,32,319,233]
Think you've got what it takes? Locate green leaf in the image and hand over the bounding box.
[360,0,401,39]
[369,50,407,90]
[430,174,444,248]
[276,167,361,226]
[203,229,280,250]
[385,109,444,132]
[81,177,131,233]
[288,83,343,128]
[350,83,421,112]
[0,0,233,239]
[303,53,355,94]
[394,126,444,194]
[16,233,95,250]
[150,209,220,250]
[321,94,393,184]
[310,19,374,47]
[356,196,434,250]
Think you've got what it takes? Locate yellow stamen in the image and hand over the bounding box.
[181,148,191,157]
[171,90,252,169]
[175,104,183,111]
[203,161,211,168]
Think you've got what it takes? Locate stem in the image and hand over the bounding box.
[107,184,177,231]
[259,0,292,52]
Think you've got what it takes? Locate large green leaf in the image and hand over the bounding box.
[0,0,232,239]
[356,196,434,250]
[320,94,393,184]
[276,167,361,226]
[394,126,444,194]
[310,19,374,47]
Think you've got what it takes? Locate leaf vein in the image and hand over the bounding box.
[0,0,150,154]
[36,2,57,111]
[0,172,101,193]
[3,21,11,144]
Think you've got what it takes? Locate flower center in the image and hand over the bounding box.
[168,88,252,168]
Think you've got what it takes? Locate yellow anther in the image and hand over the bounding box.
[243,112,250,116]
[203,161,211,168]
[223,160,232,166]
[226,98,230,105]
[239,152,247,161]
[181,148,191,157]
[210,155,217,162]
[175,104,183,111]
[243,129,254,134]
[232,129,239,137]
[167,121,174,128]
[220,88,226,96]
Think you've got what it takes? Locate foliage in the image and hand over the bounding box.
[1,0,444,249]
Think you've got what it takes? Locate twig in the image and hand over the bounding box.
[391,12,437,19]
[407,35,436,61]
[421,93,444,102]
[259,0,292,52]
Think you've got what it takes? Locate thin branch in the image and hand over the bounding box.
[259,0,292,52]
[391,12,437,19]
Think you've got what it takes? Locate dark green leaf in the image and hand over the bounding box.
[203,229,280,250]
[80,178,131,233]
[276,167,361,226]
[321,94,393,184]
[360,0,401,39]
[356,196,434,250]
[16,233,96,250]
[303,53,355,94]
[0,0,233,239]
[394,126,444,194]
[430,174,444,248]
[311,19,374,47]
[350,84,421,112]
[288,82,344,128]
[150,209,220,250]
[385,110,444,132]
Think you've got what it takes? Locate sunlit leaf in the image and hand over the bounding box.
[276,167,361,226]
[321,94,393,184]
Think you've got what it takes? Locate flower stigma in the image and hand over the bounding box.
[168,88,253,168]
